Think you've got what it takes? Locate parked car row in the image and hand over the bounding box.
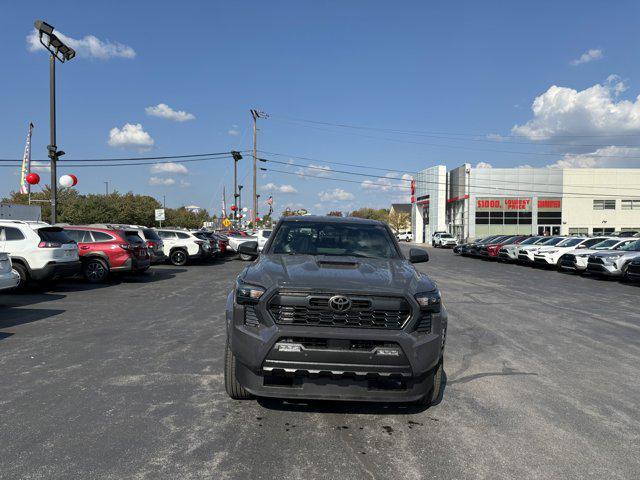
[454,232,640,282]
[0,220,258,291]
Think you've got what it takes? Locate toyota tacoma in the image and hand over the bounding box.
[225,216,447,405]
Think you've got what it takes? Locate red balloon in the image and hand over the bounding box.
[230,205,237,211]
[26,173,40,185]
[69,174,78,186]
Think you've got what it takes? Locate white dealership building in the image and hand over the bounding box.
[411,165,640,243]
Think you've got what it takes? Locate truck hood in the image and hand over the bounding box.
[242,254,436,294]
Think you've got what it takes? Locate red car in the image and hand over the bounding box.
[64,226,150,283]
[482,235,530,259]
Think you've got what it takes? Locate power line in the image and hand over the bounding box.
[269,113,640,140]
[0,155,235,168]
[261,165,640,199]
[260,156,640,195]
[258,150,416,174]
[266,119,640,160]
[0,150,248,163]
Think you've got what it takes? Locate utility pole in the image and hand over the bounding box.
[250,109,268,223]
[104,181,109,195]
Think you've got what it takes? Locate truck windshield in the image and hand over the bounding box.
[270,222,398,258]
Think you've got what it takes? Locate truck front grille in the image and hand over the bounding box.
[268,292,411,329]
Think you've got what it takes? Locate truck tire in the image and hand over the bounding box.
[224,341,252,400]
[417,359,443,406]
[170,249,188,266]
[12,263,29,290]
[83,258,109,283]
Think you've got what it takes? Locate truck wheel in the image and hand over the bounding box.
[417,359,443,406]
[170,249,188,266]
[224,342,252,400]
[83,258,109,283]
[12,263,29,290]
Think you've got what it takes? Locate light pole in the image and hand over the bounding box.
[104,181,109,195]
[34,20,75,224]
[238,184,244,225]
[231,151,242,216]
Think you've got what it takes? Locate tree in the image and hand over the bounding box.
[387,210,410,233]
[327,210,343,217]
[348,207,389,222]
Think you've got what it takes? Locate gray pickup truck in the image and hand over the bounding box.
[224,215,447,405]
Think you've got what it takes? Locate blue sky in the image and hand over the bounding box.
[2,1,640,216]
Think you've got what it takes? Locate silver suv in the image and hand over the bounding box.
[586,239,640,278]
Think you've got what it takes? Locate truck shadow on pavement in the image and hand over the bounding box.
[255,372,449,415]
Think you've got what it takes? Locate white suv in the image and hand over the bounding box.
[533,237,609,267]
[396,231,413,242]
[0,220,80,288]
[0,252,21,291]
[432,232,458,248]
[156,228,211,266]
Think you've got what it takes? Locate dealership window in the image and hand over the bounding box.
[569,228,589,235]
[592,227,615,235]
[537,211,561,225]
[475,211,489,224]
[621,200,640,210]
[593,199,616,210]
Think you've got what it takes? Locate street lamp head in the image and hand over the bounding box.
[34,19,75,62]
[231,150,243,161]
[34,20,54,35]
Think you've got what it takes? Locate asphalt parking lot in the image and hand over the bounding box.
[1,248,639,480]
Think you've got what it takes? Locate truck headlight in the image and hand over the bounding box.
[414,291,441,312]
[236,280,266,305]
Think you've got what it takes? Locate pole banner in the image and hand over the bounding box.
[20,123,34,194]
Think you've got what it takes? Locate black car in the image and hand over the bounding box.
[624,255,640,282]
[224,216,447,405]
[457,235,499,256]
[467,235,506,257]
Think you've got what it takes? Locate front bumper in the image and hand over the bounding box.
[586,262,622,277]
[0,270,21,291]
[517,252,534,263]
[226,292,446,403]
[533,255,556,266]
[30,260,82,281]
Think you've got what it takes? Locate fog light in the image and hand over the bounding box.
[277,343,302,353]
[375,347,400,356]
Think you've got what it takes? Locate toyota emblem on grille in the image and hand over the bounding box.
[328,295,352,312]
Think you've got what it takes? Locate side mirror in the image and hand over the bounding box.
[238,241,259,257]
[409,248,429,264]
[576,245,586,249]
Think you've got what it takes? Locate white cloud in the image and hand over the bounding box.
[296,164,333,178]
[360,172,412,192]
[145,103,195,122]
[150,162,188,175]
[149,176,175,186]
[27,29,135,60]
[476,162,493,168]
[179,179,191,188]
[261,182,298,194]
[570,48,603,66]
[227,125,240,136]
[548,146,640,169]
[511,76,640,141]
[486,133,505,142]
[108,123,154,150]
[319,188,355,202]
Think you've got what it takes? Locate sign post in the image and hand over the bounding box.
[155,208,165,227]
